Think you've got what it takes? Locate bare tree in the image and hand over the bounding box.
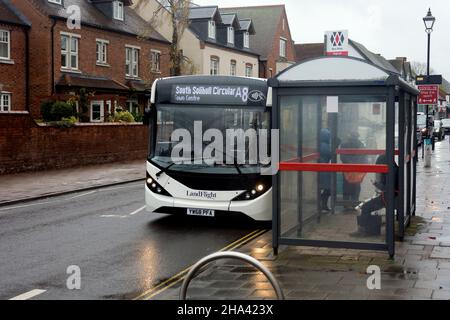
[135,0,193,76]
[411,61,435,76]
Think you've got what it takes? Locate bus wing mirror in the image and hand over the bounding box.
[143,108,152,126]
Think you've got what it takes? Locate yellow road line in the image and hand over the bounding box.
[134,228,268,300]
[141,229,268,301]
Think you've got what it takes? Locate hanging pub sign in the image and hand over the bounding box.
[418,85,439,105]
[325,30,349,56]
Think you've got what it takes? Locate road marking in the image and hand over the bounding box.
[129,206,146,216]
[67,191,97,200]
[9,289,46,300]
[100,215,128,219]
[100,206,146,219]
[133,228,268,301]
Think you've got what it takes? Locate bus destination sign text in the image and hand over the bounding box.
[172,85,251,105]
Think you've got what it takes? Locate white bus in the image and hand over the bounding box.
[144,76,272,221]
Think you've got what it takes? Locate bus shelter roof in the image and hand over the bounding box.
[270,56,419,95]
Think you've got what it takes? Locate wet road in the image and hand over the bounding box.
[0,182,259,300]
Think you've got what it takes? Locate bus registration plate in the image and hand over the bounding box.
[187,208,215,217]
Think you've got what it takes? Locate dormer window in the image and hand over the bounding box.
[227,27,234,45]
[208,21,216,39]
[113,1,124,21]
[243,32,250,49]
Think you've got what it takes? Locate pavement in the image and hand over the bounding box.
[150,137,450,300]
[0,160,146,205]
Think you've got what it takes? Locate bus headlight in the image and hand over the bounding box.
[233,184,267,201]
[146,173,172,197]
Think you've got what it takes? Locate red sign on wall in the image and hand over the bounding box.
[418,85,439,105]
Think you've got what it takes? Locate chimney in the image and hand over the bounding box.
[396,57,407,62]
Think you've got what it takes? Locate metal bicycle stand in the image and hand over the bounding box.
[179,251,285,300]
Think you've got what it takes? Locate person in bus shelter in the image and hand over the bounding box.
[339,131,368,211]
[351,155,399,237]
[319,128,332,212]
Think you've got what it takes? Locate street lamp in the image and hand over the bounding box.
[423,8,436,77]
[423,8,436,158]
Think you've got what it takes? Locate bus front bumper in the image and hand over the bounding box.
[145,186,272,222]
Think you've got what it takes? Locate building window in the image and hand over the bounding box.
[127,100,139,115]
[227,27,234,45]
[230,60,236,76]
[0,30,10,60]
[245,64,253,77]
[126,46,139,77]
[280,38,287,58]
[210,57,219,75]
[243,32,250,49]
[90,101,104,122]
[113,1,124,21]
[151,50,161,73]
[269,68,273,78]
[0,93,11,112]
[61,34,79,70]
[96,39,108,65]
[208,20,216,39]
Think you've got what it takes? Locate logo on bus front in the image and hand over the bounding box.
[248,90,266,103]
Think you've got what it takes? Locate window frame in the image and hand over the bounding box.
[208,20,216,39]
[280,37,287,58]
[0,92,11,112]
[61,32,80,71]
[113,1,124,21]
[151,49,161,73]
[227,27,234,45]
[48,0,62,5]
[0,30,11,60]
[210,56,219,75]
[96,39,109,65]
[230,60,237,76]
[90,100,105,123]
[243,31,250,49]
[125,46,140,78]
[245,63,253,77]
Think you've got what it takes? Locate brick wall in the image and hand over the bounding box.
[0,113,149,174]
[0,23,27,112]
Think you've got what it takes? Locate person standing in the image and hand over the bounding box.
[340,132,368,210]
[319,129,332,212]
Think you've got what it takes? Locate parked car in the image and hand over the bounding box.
[434,120,445,141]
[416,113,426,145]
[442,119,450,135]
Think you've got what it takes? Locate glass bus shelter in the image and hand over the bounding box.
[269,57,419,257]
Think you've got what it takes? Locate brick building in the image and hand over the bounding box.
[0,0,30,113]
[8,0,170,121]
[221,5,296,78]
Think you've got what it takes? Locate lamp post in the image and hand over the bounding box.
[423,9,436,160]
[423,8,436,123]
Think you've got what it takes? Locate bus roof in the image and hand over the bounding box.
[152,76,269,107]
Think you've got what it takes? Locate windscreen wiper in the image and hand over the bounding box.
[156,162,177,177]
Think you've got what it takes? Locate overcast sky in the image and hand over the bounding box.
[195,0,450,78]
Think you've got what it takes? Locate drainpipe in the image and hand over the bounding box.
[24,27,30,112]
[51,18,57,95]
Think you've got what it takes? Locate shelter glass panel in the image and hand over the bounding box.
[279,95,389,244]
